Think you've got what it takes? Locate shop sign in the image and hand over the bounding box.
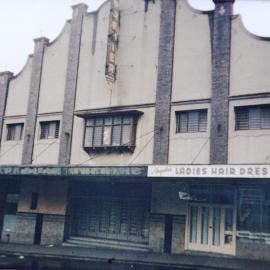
[148,165,270,179]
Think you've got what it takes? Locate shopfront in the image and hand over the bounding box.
[66,181,151,249]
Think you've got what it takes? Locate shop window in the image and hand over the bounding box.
[6,123,24,141]
[40,121,60,139]
[83,113,141,152]
[2,194,19,233]
[238,186,270,234]
[235,105,270,130]
[176,109,207,133]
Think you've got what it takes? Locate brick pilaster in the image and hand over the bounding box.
[22,37,49,165]
[58,3,88,165]
[0,71,13,147]
[152,0,176,165]
[210,0,234,164]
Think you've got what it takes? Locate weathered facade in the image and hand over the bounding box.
[0,0,270,269]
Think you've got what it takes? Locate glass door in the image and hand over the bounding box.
[186,204,236,255]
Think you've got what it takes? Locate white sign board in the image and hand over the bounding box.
[148,165,270,179]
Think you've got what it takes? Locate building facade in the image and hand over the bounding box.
[0,0,270,269]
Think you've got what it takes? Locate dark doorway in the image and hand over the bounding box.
[34,214,43,245]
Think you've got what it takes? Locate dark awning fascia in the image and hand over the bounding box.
[75,109,144,119]
[0,166,147,178]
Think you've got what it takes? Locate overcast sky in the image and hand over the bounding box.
[0,0,270,74]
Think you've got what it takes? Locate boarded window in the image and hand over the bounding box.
[176,110,207,133]
[235,105,270,130]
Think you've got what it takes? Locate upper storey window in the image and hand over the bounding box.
[235,105,270,130]
[6,123,24,141]
[83,112,141,152]
[40,121,60,139]
[176,109,207,133]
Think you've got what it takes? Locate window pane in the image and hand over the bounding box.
[262,107,270,129]
[7,124,23,141]
[189,206,198,243]
[14,125,22,140]
[113,116,122,124]
[103,126,112,146]
[123,116,132,124]
[2,214,17,232]
[201,207,209,245]
[48,122,56,139]
[86,119,94,126]
[213,208,221,246]
[112,125,121,145]
[249,107,261,129]
[179,113,187,133]
[104,116,113,125]
[225,208,233,232]
[188,111,199,132]
[95,117,103,126]
[199,111,207,132]
[40,123,48,139]
[235,108,249,130]
[122,125,132,145]
[84,127,94,147]
[93,126,103,146]
[7,126,15,140]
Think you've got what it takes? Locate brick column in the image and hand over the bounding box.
[152,0,176,165]
[0,71,13,148]
[58,4,88,165]
[150,0,176,253]
[210,0,234,164]
[22,37,49,165]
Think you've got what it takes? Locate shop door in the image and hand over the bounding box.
[186,204,236,255]
[71,196,150,244]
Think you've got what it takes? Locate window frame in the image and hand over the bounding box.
[175,109,208,134]
[82,112,141,153]
[235,104,270,131]
[39,120,60,140]
[6,123,24,141]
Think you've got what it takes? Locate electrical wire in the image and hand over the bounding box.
[77,127,159,166]
[31,139,59,163]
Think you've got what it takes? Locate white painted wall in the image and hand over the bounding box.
[38,22,70,114]
[169,103,211,164]
[70,107,155,165]
[5,57,32,117]
[231,16,270,96]
[32,115,62,165]
[0,118,25,164]
[228,98,270,164]
[172,0,212,102]
[75,0,160,111]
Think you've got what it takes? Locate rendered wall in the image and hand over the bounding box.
[32,115,62,165]
[169,103,211,164]
[38,23,70,114]
[18,178,67,215]
[5,57,32,117]
[228,97,270,164]
[172,0,212,102]
[0,117,25,165]
[230,16,270,96]
[75,0,160,111]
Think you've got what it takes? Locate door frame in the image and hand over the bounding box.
[185,202,237,255]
